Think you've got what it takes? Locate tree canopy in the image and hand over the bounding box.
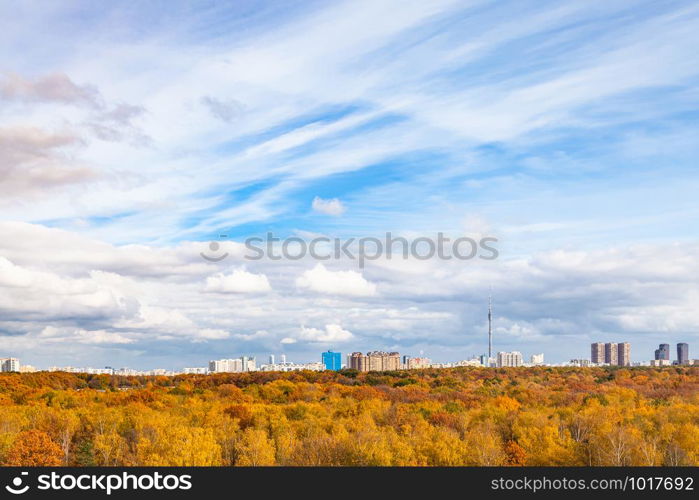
[0,367,696,466]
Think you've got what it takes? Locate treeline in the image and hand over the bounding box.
[0,367,697,466]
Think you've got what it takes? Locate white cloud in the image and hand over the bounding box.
[297,324,354,343]
[312,196,346,216]
[194,328,230,340]
[200,95,244,123]
[205,268,272,294]
[0,1,696,246]
[296,264,377,296]
[37,326,135,345]
[117,305,194,331]
[0,126,95,199]
[0,72,101,107]
[0,256,133,320]
[1,221,698,367]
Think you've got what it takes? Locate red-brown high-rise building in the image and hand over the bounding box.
[349,351,400,372]
[590,342,604,365]
[591,342,631,366]
[617,342,631,366]
[591,343,605,364]
[348,352,368,372]
[604,343,618,365]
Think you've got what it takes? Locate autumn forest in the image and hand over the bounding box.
[0,367,697,466]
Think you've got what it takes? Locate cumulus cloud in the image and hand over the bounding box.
[0,256,134,321]
[117,305,194,331]
[312,196,346,216]
[205,269,272,294]
[297,324,354,343]
[193,328,230,340]
[296,264,377,296]
[0,222,216,279]
[37,326,135,345]
[0,220,698,367]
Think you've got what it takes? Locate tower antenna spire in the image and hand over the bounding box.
[488,291,492,359]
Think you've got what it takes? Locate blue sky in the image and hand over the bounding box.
[1,0,698,369]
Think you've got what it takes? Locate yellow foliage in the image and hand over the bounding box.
[0,367,696,466]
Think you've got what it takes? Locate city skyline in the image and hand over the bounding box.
[3,339,693,374]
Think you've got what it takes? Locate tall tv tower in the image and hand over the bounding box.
[488,294,492,359]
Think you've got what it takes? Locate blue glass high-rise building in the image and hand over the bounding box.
[654,343,670,360]
[322,350,342,371]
